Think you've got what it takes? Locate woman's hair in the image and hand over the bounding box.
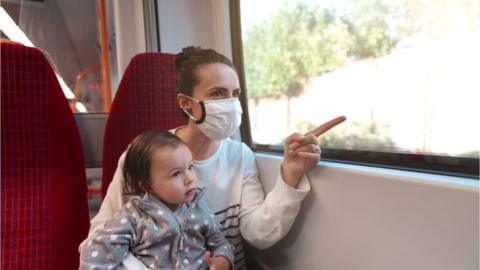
[175,47,235,117]
[123,130,184,195]
[175,46,234,96]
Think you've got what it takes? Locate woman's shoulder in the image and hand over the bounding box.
[221,138,253,155]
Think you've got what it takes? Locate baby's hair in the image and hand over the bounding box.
[175,46,235,118]
[123,130,185,195]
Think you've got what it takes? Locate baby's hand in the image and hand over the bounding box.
[203,251,231,270]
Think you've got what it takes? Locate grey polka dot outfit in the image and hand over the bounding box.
[80,189,234,269]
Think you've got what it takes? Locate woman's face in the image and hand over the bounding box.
[179,63,241,120]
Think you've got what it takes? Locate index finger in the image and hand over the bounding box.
[305,116,347,137]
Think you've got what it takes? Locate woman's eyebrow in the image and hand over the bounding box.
[207,87,228,92]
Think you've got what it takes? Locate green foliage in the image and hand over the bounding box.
[243,0,403,99]
[342,0,404,58]
[244,2,353,99]
[461,150,480,158]
[243,0,480,100]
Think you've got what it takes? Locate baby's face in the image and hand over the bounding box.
[148,144,196,209]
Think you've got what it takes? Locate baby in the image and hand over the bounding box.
[80,131,234,270]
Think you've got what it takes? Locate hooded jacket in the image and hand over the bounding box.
[80,188,234,269]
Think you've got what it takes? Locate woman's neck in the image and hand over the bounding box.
[175,122,220,161]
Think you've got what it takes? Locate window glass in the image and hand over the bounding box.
[1,0,117,112]
[240,0,480,158]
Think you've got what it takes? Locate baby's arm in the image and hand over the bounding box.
[204,211,235,270]
[79,211,137,270]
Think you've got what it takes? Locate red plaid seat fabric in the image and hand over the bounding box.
[1,42,90,270]
[101,52,187,197]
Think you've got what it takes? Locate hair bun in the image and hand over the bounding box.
[182,46,199,54]
[174,46,202,71]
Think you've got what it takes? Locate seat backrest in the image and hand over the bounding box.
[101,52,187,197]
[1,42,90,270]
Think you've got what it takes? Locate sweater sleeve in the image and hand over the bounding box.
[88,151,130,236]
[238,145,311,250]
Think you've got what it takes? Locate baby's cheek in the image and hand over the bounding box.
[166,184,186,201]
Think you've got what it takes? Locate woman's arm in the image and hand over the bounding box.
[238,145,310,250]
[239,116,345,249]
[88,151,129,235]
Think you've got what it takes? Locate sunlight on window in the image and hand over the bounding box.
[241,0,480,157]
[2,2,112,112]
[1,7,75,99]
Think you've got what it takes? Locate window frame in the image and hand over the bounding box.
[228,0,479,179]
[144,0,161,52]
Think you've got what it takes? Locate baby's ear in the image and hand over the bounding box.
[139,181,151,193]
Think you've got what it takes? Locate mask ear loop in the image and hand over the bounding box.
[195,102,206,124]
[179,94,206,124]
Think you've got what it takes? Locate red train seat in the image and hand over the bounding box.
[101,52,186,198]
[1,42,90,269]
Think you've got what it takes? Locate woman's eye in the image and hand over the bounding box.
[233,91,241,98]
[211,91,223,97]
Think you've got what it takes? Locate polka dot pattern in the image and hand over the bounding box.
[80,191,235,269]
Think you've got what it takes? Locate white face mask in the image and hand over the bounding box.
[181,95,243,141]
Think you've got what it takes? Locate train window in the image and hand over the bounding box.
[232,0,479,177]
[1,1,118,112]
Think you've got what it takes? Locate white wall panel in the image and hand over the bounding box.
[157,0,231,58]
[251,153,479,270]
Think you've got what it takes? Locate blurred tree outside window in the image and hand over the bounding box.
[241,0,480,157]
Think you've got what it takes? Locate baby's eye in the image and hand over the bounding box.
[188,164,194,171]
[171,170,182,178]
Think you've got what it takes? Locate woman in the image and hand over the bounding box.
[88,47,345,269]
